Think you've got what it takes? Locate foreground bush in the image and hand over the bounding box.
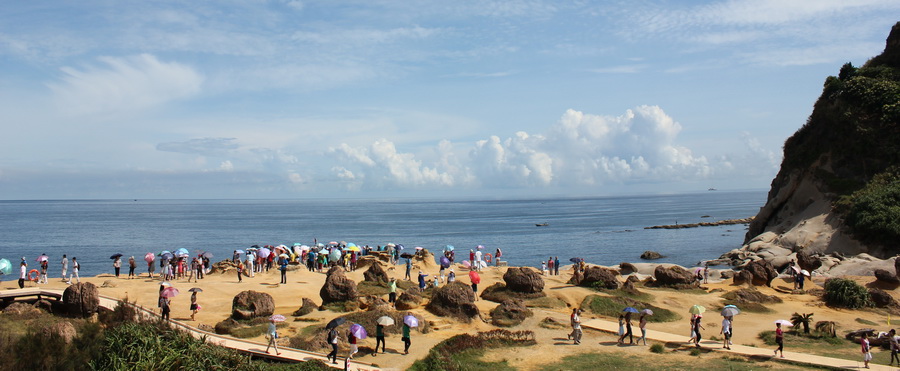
[824,278,872,309]
[410,329,535,371]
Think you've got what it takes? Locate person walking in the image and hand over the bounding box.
[279,255,288,284]
[39,258,48,284]
[246,254,255,278]
[388,278,397,306]
[568,308,583,345]
[265,317,281,355]
[890,329,900,366]
[68,257,80,284]
[692,315,705,348]
[405,259,412,281]
[774,322,785,358]
[348,330,358,359]
[113,256,121,278]
[639,313,648,345]
[18,260,27,289]
[236,260,244,283]
[548,257,554,276]
[862,332,872,368]
[159,294,170,321]
[703,263,709,284]
[128,256,137,279]
[188,258,199,283]
[617,314,625,344]
[402,320,412,355]
[147,257,155,278]
[61,254,68,281]
[554,256,560,275]
[327,327,339,364]
[190,291,200,321]
[721,316,732,350]
[374,323,386,355]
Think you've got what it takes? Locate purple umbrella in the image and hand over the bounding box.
[349,323,367,339]
[403,315,418,327]
[257,247,272,259]
[440,256,450,268]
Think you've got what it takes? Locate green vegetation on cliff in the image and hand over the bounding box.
[774,22,900,248]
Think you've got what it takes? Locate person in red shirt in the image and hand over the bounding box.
[774,323,784,358]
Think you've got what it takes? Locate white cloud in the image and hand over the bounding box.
[219,160,234,172]
[49,54,202,115]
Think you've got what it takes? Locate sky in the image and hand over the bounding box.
[1,1,898,200]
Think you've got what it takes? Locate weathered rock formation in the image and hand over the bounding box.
[874,269,900,285]
[395,288,424,310]
[63,282,99,318]
[319,266,358,305]
[232,290,275,320]
[426,281,479,321]
[490,299,532,327]
[568,266,619,289]
[732,260,778,287]
[652,265,695,287]
[503,267,544,293]
[640,251,663,260]
[363,262,389,283]
[292,298,318,317]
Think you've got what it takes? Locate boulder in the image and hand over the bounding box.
[232,290,275,320]
[653,265,695,286]
[640,251,664,260]
[413,249,437,270]
[742,260,778,286]
[619,262,638,275]
[210,259,239,274]
[39,321,77,344]
[796,249,822,272]
[3,302,39,316]
[623,275,641,291]
[869,288,895,308]
[63,282,100,318]
[395,288,424,310]
[292,298,318,317]
[568,266,619,289]
[362,296,392,312]
[503,267,544,293]
[733,270,752,285]
[426,281,479,321]
[719,270,735,280]
[490,299,532,327]
[363,262,389,283]
[874,269,900,285]
[895,257,900,278]
[215,318,242,335]
[319,266,358,305]
[723,288,783,304]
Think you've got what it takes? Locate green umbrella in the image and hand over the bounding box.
[689,305,706,315]
[0,259,11,275]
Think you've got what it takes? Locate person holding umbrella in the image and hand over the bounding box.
[347,325,359,359]
[159,291,171,321]
[145,253,155,278]
[721,316,733,350]
[402,313,415,355]
[374,316,393,355]
[326,325,340,364]
[639,309,652,345]
[266,315,282,355]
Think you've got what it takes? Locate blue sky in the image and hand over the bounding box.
[1,1,898,199]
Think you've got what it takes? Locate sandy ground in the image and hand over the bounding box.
[2,261,896,370]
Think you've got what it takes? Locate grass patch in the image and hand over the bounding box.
[526,296,567,309]
[536,351,811,371]
[580,295,679,323]
[650,343,665,353]
[599,288,654,301]
[855,317,878,325]
[410,330,535,371]
[357,280,389,296]
[322,300,359,312]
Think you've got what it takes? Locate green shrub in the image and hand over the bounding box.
[689,348,701,356]
[824,278,872,309]
[580,295,679,323]
[649,343,665,353]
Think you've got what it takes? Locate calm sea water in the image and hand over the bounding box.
[0,190,765,277]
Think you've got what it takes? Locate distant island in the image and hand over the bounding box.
[645,217,754,230]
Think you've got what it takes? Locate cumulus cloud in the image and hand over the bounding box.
[49,54,203,115]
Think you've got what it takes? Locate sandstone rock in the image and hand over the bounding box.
[874,269,900,285]
[413,249,437,270]
[198,324,215,332]
[619,262,638,275]
[292,298,318,317]
[3,302,39,316]
[34,299,54,313]
[623,275,640,290]
[734,270,753,285]
[640,251,663,260]
[723,288,783,304]
[490,299,532,327]
[719,270,735,279]
[395,288,424,310]
[40,321,77,344]
[895,258,900,278]
[796,248,822,272]
[232,290,275,320]
[210,260,238,274]
[503,267,544,293]
[869,288,895,307]
[653,265,695,286]
[319,266,358,305]
[743,260,778,286]
[215,318,242,334]
[63,282,100,318]
[363,296,391,312]
[363,262,389,283]
[426,281,479,321]
[100,280,117,288]
[567,266,619,289]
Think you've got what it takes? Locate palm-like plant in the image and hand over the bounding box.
[791,312,814,334]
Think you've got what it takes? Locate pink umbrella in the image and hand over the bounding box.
[258,247,272,259]
[35,255,48,263]
[161,287,180,298]
[476,245,485,250]
[469,270,481,284]
[144,252,156,263]
[270,314,286,322]
[462,260,471,268]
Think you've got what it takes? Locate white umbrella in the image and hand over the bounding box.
[800,269,810,277]
[774,319,794,326]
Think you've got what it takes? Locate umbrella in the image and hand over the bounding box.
[689,305,706,315]
[444,245,455,252]
[160,281,172,287]
[385,243,396,248]
[347,243,357,248]
[160,250,171,256]
[36,255,49,262]
[403,315,419,327]
[175,248,189,256]
[476,245,485,250]
[109,253,123,260]
[791,265,801,274]
[270,314,286,322]
[800,269,811,277]
[462,260,471,268]
[346,245,361,252]
[257,247,272,259]
[396,244,404,250]
[144,252,156,263]
[440,256,450,268]
[349,323,367,339]
[400,252,414,259]
[201,251,214,258]
[415,246,423,251]
[641,309,654,315]
[161,287,180,298]
[0,258,11,275]
[623,307,639,313]
[329,249,341,262]
[279,253,289,259]
[721,306,740,317]
[469,270,481,284]
[160,252,174,260]
[325,317,346,330]
[376,316,395,326]
[188,287,203,293]
[774,319,794,326]
[569,257,583,263]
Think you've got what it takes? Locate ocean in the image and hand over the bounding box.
[0,190,766,278]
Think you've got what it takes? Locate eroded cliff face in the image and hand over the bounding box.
[732,22,900,268]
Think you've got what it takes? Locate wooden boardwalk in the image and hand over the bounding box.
[1,288,383,371]
[582,318,896,371]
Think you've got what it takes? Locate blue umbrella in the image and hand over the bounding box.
[403,315,418,327]
[175,248,190,257]
[623,307,639,313]
[444,245,455,252]
[329,249,342,262]
[0,258,11,275]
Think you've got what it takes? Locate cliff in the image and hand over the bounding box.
[733,22,900,267]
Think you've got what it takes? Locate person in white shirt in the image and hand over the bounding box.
[67,257,80,284]
[246,254,255,278]
[474,250,483,271]
[721,316,733,350]
[568,308,583,344]
[61,255,68,281]
[18,260,27,288]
